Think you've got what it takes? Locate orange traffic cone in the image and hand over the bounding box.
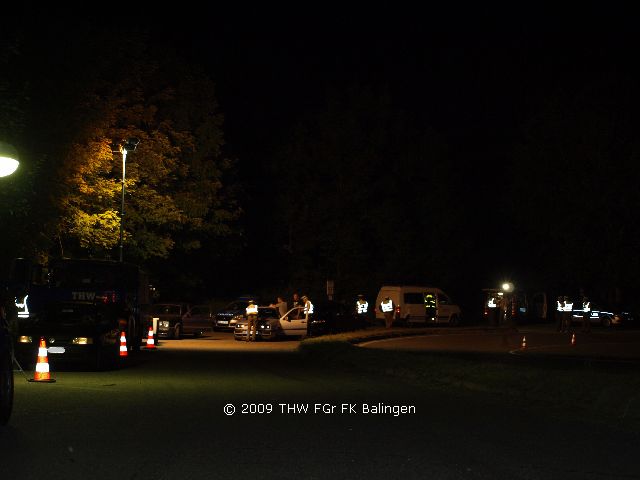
[119,331,128,357]
[28,337,56,383]
[571,333,576,346]
[520,336,527,349]
[145,326,156,350]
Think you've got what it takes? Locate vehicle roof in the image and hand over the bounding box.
[378,286,442,291]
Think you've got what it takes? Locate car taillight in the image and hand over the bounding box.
[97,291,118,303]
[395,306,400,314]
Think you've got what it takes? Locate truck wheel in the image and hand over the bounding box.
[174,325,182,340]
[449,315,460,327]
[0,349,14,425]
[601,315,612,328]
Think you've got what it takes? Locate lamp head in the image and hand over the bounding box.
[0,140,20,177]
[124,137,140,152]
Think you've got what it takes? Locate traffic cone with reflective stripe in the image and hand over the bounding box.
[28,337,56,383]
[520,336,527,349]
[119,331,128,357]
[145,326,156,350]
[571,333,576,346]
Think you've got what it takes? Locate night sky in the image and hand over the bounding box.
[4,6,640,309]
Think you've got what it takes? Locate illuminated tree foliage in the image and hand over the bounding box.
[4,26,239,265]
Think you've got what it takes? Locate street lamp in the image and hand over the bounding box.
[0,141,20,178]
[111,137,139,262]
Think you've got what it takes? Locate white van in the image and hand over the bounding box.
[375,285,462,326]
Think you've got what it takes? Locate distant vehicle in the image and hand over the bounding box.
[184,304,214,337]
[307,301,367,336]
[11,258,151,370]
[374,286,461,326]
[571,304,634,328]
[0,309,13,425]
[149,303,190,339]
[234,307,283,341]
[234,302,367,341]
[214,297,260,331]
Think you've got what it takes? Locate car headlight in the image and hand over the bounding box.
[71,337,93,345]
[18,335,33,343]
[159,321,170,328]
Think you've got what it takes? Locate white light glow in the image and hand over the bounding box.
[0,157,19,177]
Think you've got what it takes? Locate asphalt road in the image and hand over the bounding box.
[2,331,639,479]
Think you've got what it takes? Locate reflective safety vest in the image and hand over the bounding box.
[564,301,573,312]
[380,300,393,313]
[246,304,258,315]
[557,301,564,312]
[487,297,497,308]
[583,301,591,312]
[304,301,314,315]
[357,300,369,314]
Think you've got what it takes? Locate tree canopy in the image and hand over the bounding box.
[0,23,240,297]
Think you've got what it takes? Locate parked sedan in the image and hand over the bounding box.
[233,307,283,341]
[215,299,254,331]
[149,303,190,339]
[234,302,366,341]
[308,301,367,336]
[183,304,214,337]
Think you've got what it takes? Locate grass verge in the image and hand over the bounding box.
[299,329,640,429]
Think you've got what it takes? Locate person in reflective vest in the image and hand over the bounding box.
[424,292,437,322]
[486,294,498,327]
[581,296,591,333]
[556,296,564,332]
[302,295,313,337]
[562,296,573,333]
[245,300,258,342]
[380,296,395,329]
[356,294,369,324]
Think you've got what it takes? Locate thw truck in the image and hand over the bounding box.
[10,258,150,370]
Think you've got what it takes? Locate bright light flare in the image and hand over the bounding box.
[0,157,19,177]
[502,282,514,292]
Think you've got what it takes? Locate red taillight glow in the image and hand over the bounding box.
[97,291,118,303]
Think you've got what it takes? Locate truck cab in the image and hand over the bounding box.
[10,258,150,370]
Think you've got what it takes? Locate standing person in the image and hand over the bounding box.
[245,299,258,342]
[291,292,303,319]
[356,294,369,326]
[499,294,511,327]
[581,295,591,333]
[486,293,499,327]
[563,295,573,333]
[424,292,437,323]
[556,296,565,332]
[302,295,314,336]
[269,296,288,318]
[380,296,395,329]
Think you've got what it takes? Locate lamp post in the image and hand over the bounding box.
[112,137,139,262]
[0,141,20,178]
[0,140,18,425]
